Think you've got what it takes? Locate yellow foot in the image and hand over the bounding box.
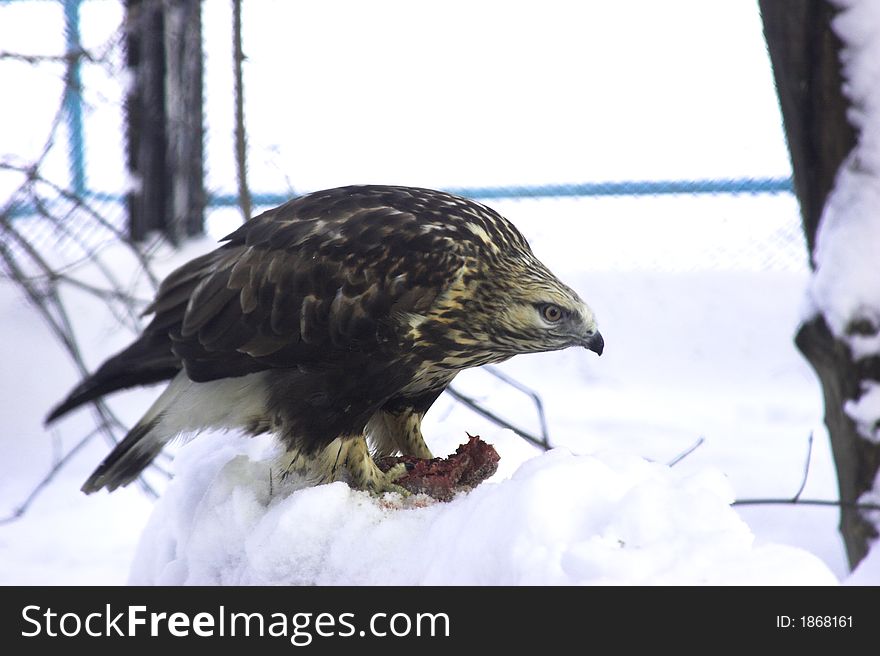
[345,437,411,496]
[367,462,411,496]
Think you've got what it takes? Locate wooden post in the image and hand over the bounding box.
[125,0,204,243]
[164,0,205,240]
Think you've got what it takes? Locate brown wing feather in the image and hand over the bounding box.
[146,187,473,383]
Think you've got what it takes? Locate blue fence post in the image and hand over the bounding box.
[62,0,87,197]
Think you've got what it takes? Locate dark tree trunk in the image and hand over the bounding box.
[125,0,167,242]
[164,0,205,241]
[760,0,880,570]
[795,319,880,569]
[759,0,855,259]
[125,0,204,243]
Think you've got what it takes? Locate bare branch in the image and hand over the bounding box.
[0,161,160,290]
[484,365,551,446]
[43,274,149,309]
[0,13,171,522]
[732,431,879,514]
[445,385,548,450]
[733,498,880,512]
[0,48,92,66]
[232,0,252,222]
[0,427,96,526]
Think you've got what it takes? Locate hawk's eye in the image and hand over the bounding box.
[540,304,563,323]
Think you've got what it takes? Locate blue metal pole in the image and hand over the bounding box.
[441,177,794,200]
[62,0,86,196]
[9,177,795,219]
[206,177,794,208]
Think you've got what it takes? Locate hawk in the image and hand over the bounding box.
[47,185,604,494]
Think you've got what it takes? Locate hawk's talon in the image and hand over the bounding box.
[344,437,411,496]
[368,462,411,497]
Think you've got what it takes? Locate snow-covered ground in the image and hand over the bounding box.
[2,0,878,584]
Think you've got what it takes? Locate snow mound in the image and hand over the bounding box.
[130,433,838,585]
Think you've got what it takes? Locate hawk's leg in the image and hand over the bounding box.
[366,408,434,460]
[342,435,410,495]
[278,435,409,495]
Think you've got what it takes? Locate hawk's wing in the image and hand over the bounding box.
[147,187,470,383]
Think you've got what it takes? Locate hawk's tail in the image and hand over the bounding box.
[80,371,270,493]
[45,334,180,424]
[79,369,193,493]
[80,417,164,494]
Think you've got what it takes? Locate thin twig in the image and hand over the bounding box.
[483,365,551,446]
[733,498,880,511]
[0,49,93,66]
[667,436,705,467]
[29,194,143,329]
[732,430,879,513]
[445,385,548,450]
[47,274,149,308]
[792,431,813,502]
[0,234,127,437]
[0,428,97,525]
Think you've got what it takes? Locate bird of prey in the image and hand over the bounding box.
[47,185,603,494]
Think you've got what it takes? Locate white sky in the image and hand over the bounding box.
[204,0,791,192]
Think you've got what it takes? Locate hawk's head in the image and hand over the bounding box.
[410,197,604,370]
[464,249,603,360]
[486,255,603,357]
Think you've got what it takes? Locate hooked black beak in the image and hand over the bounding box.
[584,330,604,356]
